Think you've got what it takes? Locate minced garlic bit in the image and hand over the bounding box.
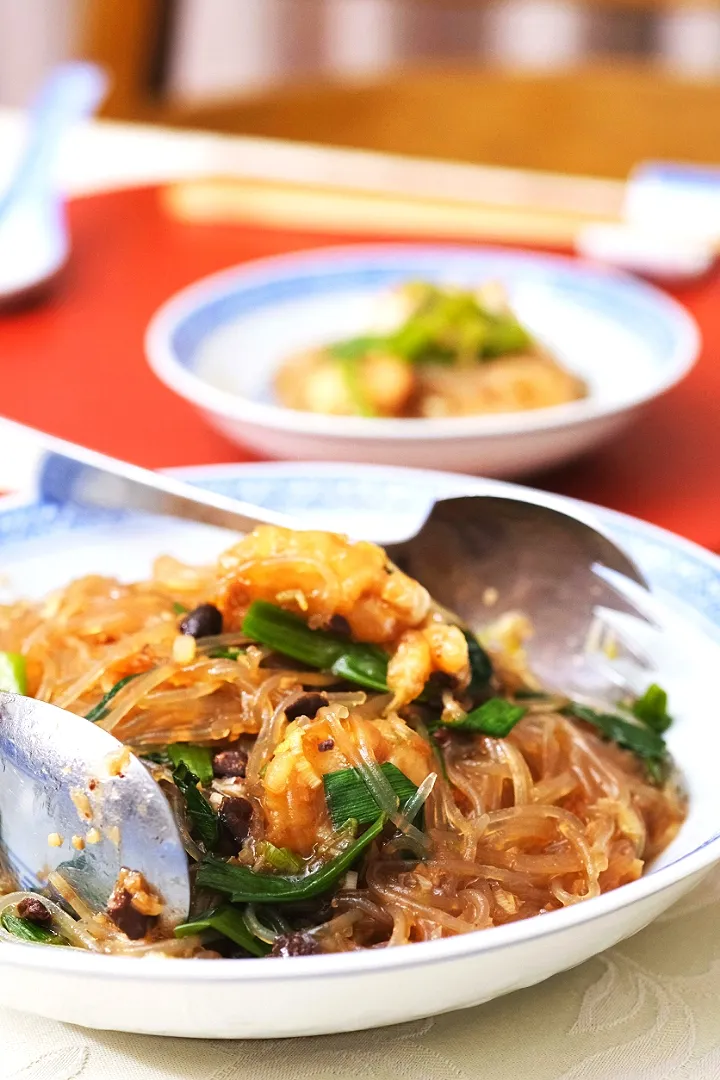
[492,884,519,914]
[105,745,131,778]
[86,828,102,845]
[105,825,121,847]
[115,867,165,916]
[276,588,308,612]
[172,632,197,665]
[483,586,499,607]
[47,833,63,848]
[71,835,86,851]
[70,788,93,823]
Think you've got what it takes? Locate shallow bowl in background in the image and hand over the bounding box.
[145,245,699,476]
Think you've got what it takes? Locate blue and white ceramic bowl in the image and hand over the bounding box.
[145,245,699,476]
[0,461,719,1039]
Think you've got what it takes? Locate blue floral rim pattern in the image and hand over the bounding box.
[167,247,686,376]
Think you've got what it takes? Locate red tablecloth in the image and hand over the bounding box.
[1,186,718,548]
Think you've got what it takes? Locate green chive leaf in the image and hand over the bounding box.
[0,652,27,695]
[323,763,417,828]
[174,904,270,956]
[329,649,389,692]
[1,910,64,945]
[168,744,214,786]
[172,762,219,850]
[435,697,527,737]
[255,841,304,873]
[208,646,243,660]
[85,673,143,723]
[197,814,385,903]
[463,630,493,700]
[632,683,673,734]
[242,601,390,692]
[337,355,378,418]
[482,316,532,358]
[565,703,669,782]
[242,601,343,669]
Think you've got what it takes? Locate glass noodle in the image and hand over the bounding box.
[0,530,686,957]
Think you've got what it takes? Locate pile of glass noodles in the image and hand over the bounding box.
[0,526,686,957]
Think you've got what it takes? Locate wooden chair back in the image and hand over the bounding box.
[81,0,720,178]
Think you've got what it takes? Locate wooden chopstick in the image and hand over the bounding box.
[162,176,622,247]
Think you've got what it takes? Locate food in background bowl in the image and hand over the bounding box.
[0,525,684,959]
[275,281,587,418]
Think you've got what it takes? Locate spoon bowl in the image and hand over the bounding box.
[387,494,647,699]
[0,693,189,930]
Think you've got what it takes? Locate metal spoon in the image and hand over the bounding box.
[0,692,190,932]
[387,494,646,701]
[3,415,645,698]
[0,416,647,926]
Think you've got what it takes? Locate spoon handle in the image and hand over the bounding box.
[0,63,107,210]
[0,416,296,534]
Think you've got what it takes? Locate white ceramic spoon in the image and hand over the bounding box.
[0,63,107,306]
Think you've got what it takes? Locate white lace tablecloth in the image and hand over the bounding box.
[3,864,719,1080]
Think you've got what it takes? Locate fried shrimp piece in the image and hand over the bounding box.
[387,623,469,706]
[217,526,470,705]
[217,526,430,643]
[261,706,433,855]
[218,527,470,705]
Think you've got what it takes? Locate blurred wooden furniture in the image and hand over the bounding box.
[82,0,720,179]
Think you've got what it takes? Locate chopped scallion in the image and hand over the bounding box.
[632,683,672,734]
[255,841,304,873]
[0,910,63,945]
[565,703,669,782]
[208,646,243,660]
[329,650,389,693]
[85,673,143,723]
[174,904,270,956]
[172,762,219,850]
[242,601,389,692]
[434,697,527,738]
[463,631,493,700]
[337,355,377,418]
[323,763,417,828]
[168,744,214,786]
[0,651,27,695]
[197,814,385,903]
